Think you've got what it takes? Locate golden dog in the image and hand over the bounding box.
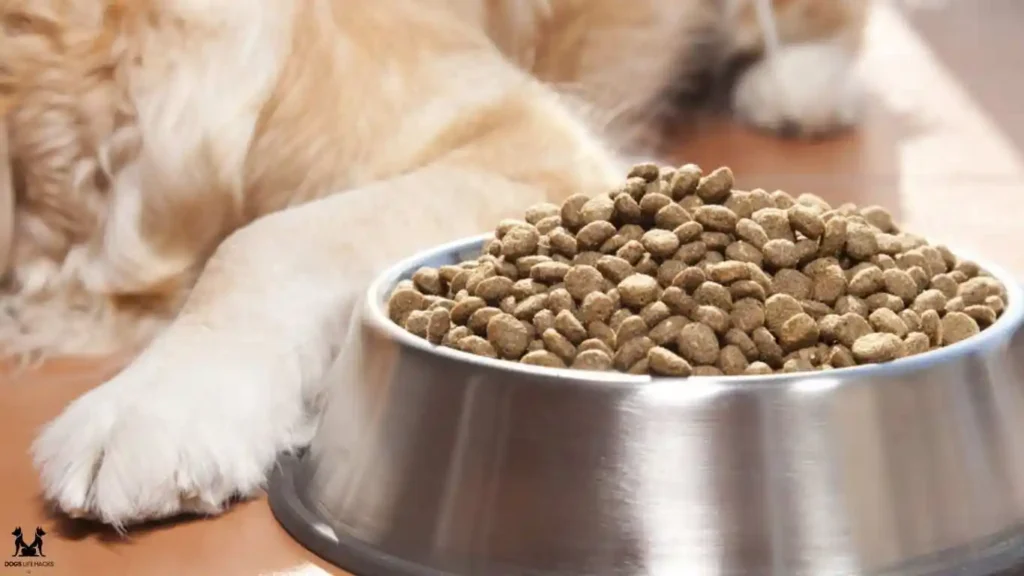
[1,0,869,526]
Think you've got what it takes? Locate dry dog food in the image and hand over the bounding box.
[386,163,1008,377]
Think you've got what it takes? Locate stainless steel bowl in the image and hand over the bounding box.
[269,234,1024,576]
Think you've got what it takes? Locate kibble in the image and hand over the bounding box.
[386,162,1009,377]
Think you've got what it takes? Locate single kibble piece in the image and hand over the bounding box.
[778,313,820,352]
[736,218,769,249]
[745,362,774,375]
[959,276,1003,306]
[869,307,908,338]
[695,167,734,203]
[579,292,615,324]
[707,261,750,284]
[597,255,635,284]
[694,281,733,310]
[639,193,673,219]
[940,312,980,345]
[964,304,997,327]
[677,323,721,365]
[580,195,615,224]
[475,275,515,302]
[649,316,689,346]
[618,274,661,309]
[669,164,702,199]
[389,288,426,325]
[835,295,869,317]
[852,333,905,363]
[576,221,617,251]
[810,266,848,305]
[828,345,856,368]
[911,289,947,314]
[848,266,884,297]
[641,229,681,258]
[904,332,930,355]
[616,315,649,344]
[725,329,760,361]
[724,192,754,219]
[572,349,613,371]
[694,305,731,335]
[405,310,430,338]
[412,267,443,295]
[486,313,530,359]
[579,338,614,357]
[731,279,767,302]
[788,204,825,239]
[524,202,560,225]
[648,347,693,377]
[752,208,794,241]
[628,162,661,182]
[718,345,750,375]
[752,327,784,368]
[457,335,498,358]
[640,301,672,327]
[701,232,731,252]
[564,265,605,301]
[426,308,451,344]
[542,328,577,363]
[673,267,707,292]
[772,269,812,300]
[655,203,692,230]
[730,298,766,333]
[818,217,848,257]
[501,225,540,259]
[520,350,567,368]
[614,337,655,371]
[513,294,548,321]
[725,241,763,266]
[845,222,879,261]
[866,293,904,313]
[695,205,739,233]
[554,309,588,344]
[782,357,815,373]
[765,293,804,335]
[763,239,800,269]
[861,205,894,232]
[834,313,873,349]
[530,261,571,284]
[882,268,919,303]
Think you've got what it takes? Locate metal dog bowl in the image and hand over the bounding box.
[269,234,1024,576]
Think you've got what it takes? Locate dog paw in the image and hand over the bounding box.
[31,338,313,527]
[732,42,863,138]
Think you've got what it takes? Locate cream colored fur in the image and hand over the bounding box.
[1,0,870,526]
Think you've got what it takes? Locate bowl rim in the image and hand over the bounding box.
[362,233,1024,391]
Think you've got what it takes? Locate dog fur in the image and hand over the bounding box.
[1,0,870,526]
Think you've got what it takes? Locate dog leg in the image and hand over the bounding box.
[32,92,622,527]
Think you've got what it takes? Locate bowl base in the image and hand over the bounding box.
[269,452,1024,576]
[268,453,450,576]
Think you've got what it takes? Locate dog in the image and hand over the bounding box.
[1,0,870,527]
[11,527,45,557]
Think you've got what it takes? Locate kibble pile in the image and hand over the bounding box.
[386,163,1008,377]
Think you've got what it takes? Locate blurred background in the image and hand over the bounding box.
[2,1,1023,574]
[679,0,1023,272]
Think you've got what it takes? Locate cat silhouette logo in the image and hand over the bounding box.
[11,527,45,558]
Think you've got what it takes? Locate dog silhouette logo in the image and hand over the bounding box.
[11,527,46,558]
